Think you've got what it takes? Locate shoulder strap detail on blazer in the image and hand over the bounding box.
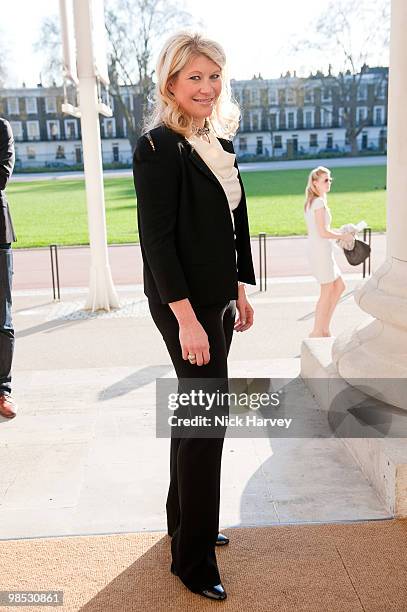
[145,131,156,151]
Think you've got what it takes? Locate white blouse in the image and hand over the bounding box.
[187,131,245,286]
[187,132,242,229]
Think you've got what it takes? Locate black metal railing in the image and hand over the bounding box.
[49,244,60,300]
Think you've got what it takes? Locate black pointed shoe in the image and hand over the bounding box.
[198,584,227,601]
[169,532,229,546]
[215,532,229,546]
[170,565,227,601]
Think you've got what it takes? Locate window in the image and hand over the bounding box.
[65,120,78,139]
[376,82,386,98]
[251,113,259,131]
[286,88,294,104]
[56,145,66,159]
[26,146,36,159]
[239,137,247,152]
[358,85,367,101]
[25,97,38,114]
[274,135,282,148]
[326,133,333,149]
[10,122,23,141]
[27,121,40,141]
[251,89,259,105]
[310,133,318,147]
[287,111,295,129]
[321,108,331,127]
[375,107,383,126]
[260,89,268,106]
[45,96,57,113]
[103,118,116,138]
[304,89,313,103]
[101,91,114,110]
[305,111,313,128]
[357,107,366,125]
[7,98,19,115]
[323,87,330,101]
[122,94,133,111]
[361,132,368,150]
[47,120,60,140]
[268,89,277,105]
[269,113,277,130]
[256,137,263,155]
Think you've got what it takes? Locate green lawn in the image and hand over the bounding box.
[7,165,387,248]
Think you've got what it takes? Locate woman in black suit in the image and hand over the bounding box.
[133,31,256,601]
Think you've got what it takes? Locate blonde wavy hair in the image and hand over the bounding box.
[143,31,240,139]
[304,166,331,211]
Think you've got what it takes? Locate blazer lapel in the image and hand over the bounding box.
[186,136,237,191]
[188,147,220,188]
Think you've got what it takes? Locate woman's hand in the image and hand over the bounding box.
[168,298,210,366]
[179,319,210,366]
[234,285,254,332]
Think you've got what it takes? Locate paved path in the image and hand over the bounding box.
[12,233,385,292]
[0,274,390,539]
[0,233,389,539]
[12,155,386,182]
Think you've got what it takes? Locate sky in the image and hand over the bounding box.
[1,0,390,88]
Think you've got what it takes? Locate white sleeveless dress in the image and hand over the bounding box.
[304,197,341,284]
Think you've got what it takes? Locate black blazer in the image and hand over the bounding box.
[0,118,16,243]
[132,124,256,306]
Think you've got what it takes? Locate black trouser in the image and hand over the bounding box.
[148,298,236,592]
[0,243,13,395]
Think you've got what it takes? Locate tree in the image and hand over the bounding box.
[33,16,64,87]
[105,0,194,149]
[35,0,195,151]
[292,0,390,155]
[0,29,9,88]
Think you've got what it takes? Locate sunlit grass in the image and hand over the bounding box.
[7,164,386,247]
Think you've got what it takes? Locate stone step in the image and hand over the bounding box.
[301,339,407,517]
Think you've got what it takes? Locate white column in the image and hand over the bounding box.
[73,0,119,311]
[332,0,407,408]
[386,1,407,262]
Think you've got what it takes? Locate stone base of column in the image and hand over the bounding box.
[332,257,407,409]
[85,264,120,312]
[301,337,407,517]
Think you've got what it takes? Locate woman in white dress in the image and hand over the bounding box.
[304,166,354,337]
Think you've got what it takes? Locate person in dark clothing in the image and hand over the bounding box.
[0,118,17,419]
[133,32,256,601]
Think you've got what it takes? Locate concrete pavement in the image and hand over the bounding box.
[0,260,391,540]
